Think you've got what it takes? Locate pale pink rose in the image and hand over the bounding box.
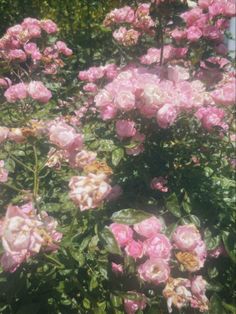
[56,41,72,56]
[186,26,202,42]
[114,89,136,111]
[0,77,12,89]
[144,234,172,260]
[48,122,83,151]
[40,19,58,33]
[122,29,140,46]
[69,173,111,211]
[106,185,123,201]
[0,160,8,182]
[100,104,118,120]
[45,148,65,170]
[202,25,222,41]
[28,81,52,103]
[113,27,127,43]
[112,262,123,274]
[8,128,25,143]
[150,177,168,192]
[83,83,97,93]
[134,216,163,238]
[109,223,133,247]
[173,224,201,251]
[78,66,104,82]
[104,63,118,80]
[126,131,146,156]
[4,83,28,103]
[0,127,9,144]
[71,150,97,168]
[171,28,187,42]
[167,65,190,83]
[198,0,212,9]
[192,240,207,269]
[181,8,203,26]
[208,245,226,258]
[124,292,147,314]
[103,6,134,27]
[134,3,155,30]
[138,258,170,285]
[8,49,27,62]
[0,204,61,272]
[195,106,227,131]
[211,82,235,106]
[163,277,192,312]
[191,276,207,298]
[125,240,144,259]
[157,104,178,129]
[116,120,136,138]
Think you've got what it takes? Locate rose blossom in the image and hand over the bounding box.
[4,83,28,103]
[116,120,136,138]
[150,176,168,192]
[28,81,52,103]
[40,19,58,33]
[156,104,178,129]
[133,216,163,238]
[191,276,209,312]
[0,204,62,272]
[110,223,133,247]
[138,258,170,285]
[124,292,147,314]
[111,262,123,274]
[172,224,201,251]
[144,234,172,260]
[125,240,144,259]
[48,122,83,151]
[163,277,192,313]
[69,173,111,211]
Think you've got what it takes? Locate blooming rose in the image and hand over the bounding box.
[111,262,123,274]
[40,19,58,33]
[172,224,201,251]
[110,223,133,247]
[0,204,62,272]
[116,120,136,138]
[138,258,170,285]
[133,216,163,238]
[156,104,178,129]
[48,122,83,152]
[144,234,172,260]
[163,277,192,312]
[125,240,144,259]
[4,83,28,103]
[28,81,52,103]
[69,173,111,211]
[124,292,147,314]
[150,176,168,192]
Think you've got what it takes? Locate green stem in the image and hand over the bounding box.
[44,254,64,269]
[8,153,34,173]
[2,182,22,193]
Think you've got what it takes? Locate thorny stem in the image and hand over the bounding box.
[7,152,34,173]
[44,254,64,269]
[2,182,22,193]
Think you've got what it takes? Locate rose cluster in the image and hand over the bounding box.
[0,18,72,75]
[103,4,155,46]
[0,203,62,272]
[110,218,210,313]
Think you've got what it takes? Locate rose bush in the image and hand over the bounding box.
[0,0,235,313]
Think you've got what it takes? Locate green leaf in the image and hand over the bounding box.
[222,302,236,313]
[100,227,122,255]
[112,148,124,166]
[165,194,182,218]
[222,231,236,263]
[98,139,116,152]
[83,298,91,310]
[210,294,226,314]
[111,208,152,225]
[189,214,201,227]
[16,303,41,314]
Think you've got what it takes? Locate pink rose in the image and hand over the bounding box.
[116,120,136,138]
[144,234,172,260]
[40,19,58,33]
[28,81,52,103]
[186,26,202,42]
[173,224,201,251]
[69,173,111,211]
[125,240,144,259]
[133,216,163,238]
[4,83,28,103]
[138,258,170,285]
[150,176,168,192]
[191,276,207,298]
[110,223,133,247]
[111,262,123,274]
[114,89,136,111]
[156,104,178,129]
[124,292,147,314]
